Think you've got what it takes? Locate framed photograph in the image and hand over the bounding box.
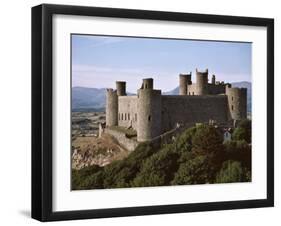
[32,4,274,221]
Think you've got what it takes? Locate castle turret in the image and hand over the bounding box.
[212,74,216,84]
[142,78,153,89]
[179,73,192,95]
[137,78,162,142]
[116,81,126,96]
[225,84,247,121]
[196,68,208,95]
[106,89,118,127]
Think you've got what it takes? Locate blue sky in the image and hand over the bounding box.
[72,35,251,92]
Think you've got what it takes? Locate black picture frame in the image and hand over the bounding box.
[32,4,274,222]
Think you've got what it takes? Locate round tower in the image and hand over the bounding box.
[211,74,216,84]
[196,69,208,95]
[137,79,162,142]
[179,74,187,95]
[179,73,192,95]
[116,81,126,96]
[106,88,118,127]
[142,78,153,89]
[225,85,247,121]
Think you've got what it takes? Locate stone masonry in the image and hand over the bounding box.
[105,69,247,143]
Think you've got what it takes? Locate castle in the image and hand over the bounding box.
[105,69,247,143]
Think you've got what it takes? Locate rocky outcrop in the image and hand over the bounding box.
[71,134,128,169]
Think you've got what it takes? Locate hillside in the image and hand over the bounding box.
[72,122,252,190]
[72,87,107,110]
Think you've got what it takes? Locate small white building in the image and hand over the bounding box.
[223,130,232,142]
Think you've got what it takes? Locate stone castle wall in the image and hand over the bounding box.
[118,96,138,130]
[187,83,226,96]
[161,95,229,132]
[105,72,247,143]
[104,128,139,152]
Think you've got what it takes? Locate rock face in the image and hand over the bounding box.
[72,134,128,169]
[104,128,139,152]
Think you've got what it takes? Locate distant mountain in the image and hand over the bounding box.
[72,81,252,112]
[72,87,106,110]
[72,87,134,111]
[163,87,179,95]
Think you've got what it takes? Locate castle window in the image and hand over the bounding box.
[128,113,130,120]
[135,113,137,121]
[231,105,234,111]
[121,113,123,120]
[192,92,194,95]
[125,113,127,120]
[148,115,151,121]
[232,96,234,101]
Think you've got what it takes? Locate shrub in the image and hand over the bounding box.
[215,160,246,183]
[71,165,102,190]
[175,127,197,153]
[233,119,251,143]
[192,125,223,155]
[224,140,251,169]
[132,145,180,187]
[71,125,251,190]
[172,155,215,185]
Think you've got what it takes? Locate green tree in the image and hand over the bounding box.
[71,165,102,190]
[233,119,251,143]
[79,170,105,189]
[215,160,244,183]
[172,155,215,185]
[192,125,223,155]
[132,145,180,187]
[175,126,197,153]
[224,140,251,169]
[191,125,225,169]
